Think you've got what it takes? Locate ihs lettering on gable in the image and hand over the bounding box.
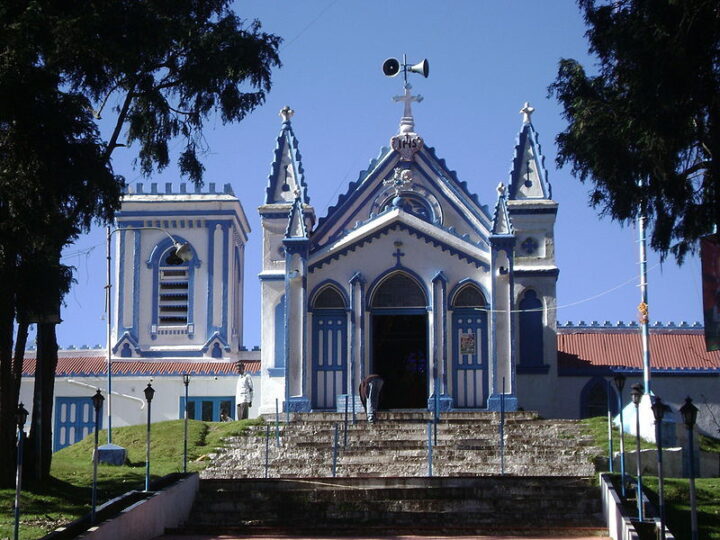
[391,133,423,161]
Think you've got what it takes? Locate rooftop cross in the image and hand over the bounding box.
[520,102,535,124]
[279,105,294,123]
[393,84,423,134]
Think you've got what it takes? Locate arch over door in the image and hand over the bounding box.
[311,285,348,409]
[451,283,489,408]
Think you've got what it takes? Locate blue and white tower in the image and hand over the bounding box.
[112,182,250,359]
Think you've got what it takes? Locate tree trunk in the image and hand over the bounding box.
[0,261,19,488]
[27,322,59,481]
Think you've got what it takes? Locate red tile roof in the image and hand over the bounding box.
[21,356,260,377]
[557,328,720,372]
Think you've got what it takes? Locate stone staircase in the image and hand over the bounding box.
[178,411,606,537]
[202,411,600,478]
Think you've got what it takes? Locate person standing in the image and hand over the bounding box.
[359,374,384,424]
[235,362,253,420]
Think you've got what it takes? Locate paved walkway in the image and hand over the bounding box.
[156,531,611,539]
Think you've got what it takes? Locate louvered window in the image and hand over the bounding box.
[159,258,189,325]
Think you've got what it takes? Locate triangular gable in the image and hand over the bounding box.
[285,196,308,239]
[508,113,551,201]
[264,107,309,205]
[492,184,514,235]
[309,210,490,273]
[311,143,492,251]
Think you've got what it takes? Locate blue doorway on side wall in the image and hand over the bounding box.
[54,396,102,452]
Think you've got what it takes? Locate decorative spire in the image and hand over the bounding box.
[520,102,535,124]
[393,84,423,134]
[279,105,294,123]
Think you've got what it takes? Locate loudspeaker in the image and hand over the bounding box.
[382,57,400,77]
[408,59,429,78]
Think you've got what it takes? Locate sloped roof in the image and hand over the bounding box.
[557,327,720,373]
[21,356,261,377]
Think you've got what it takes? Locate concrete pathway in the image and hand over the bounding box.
[156,531,611,539]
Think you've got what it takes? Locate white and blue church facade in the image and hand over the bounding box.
[258,98,560,415]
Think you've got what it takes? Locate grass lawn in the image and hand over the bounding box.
[0,418,262,540]
[583,416,720,539]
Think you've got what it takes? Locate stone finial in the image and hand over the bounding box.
[393,84,423,134]
[279,105,294,123]
[520,102,535,124]
[497,182,506,196]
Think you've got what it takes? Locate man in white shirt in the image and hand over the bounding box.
[235,362,253,420]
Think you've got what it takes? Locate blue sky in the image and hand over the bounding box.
[54,1,704,349]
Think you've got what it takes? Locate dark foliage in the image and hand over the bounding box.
[549,0,720,262]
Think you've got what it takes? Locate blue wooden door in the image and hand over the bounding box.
[452,310,488,408]
[54,397,102,451]
[312,311,347,409]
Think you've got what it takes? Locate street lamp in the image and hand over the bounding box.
[651,395,668,540]
[144,383,156,492]
[680,396,699,540]
[630,382,644,521]
[90,389,104,523]
[182,374,190,474]
[613,372,627,497]
[105,226,191,445]
[13,403,29,540]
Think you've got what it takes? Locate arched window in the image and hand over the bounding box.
[158,247,190,326]
[313,287,346,309]
[518,289,545,369]
[381,194,434,222]
[371,273,426,308]
[147,235,197,337]
[453,284,486,308]
[580,378,618,418]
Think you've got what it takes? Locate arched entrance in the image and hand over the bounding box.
[370,272,428,409]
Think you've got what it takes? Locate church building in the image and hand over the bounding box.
[258,91,559,415]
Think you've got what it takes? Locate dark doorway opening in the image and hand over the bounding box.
[371,314,427,409]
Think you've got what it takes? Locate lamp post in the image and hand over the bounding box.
[630,382,644,521]
[613,373,627,497]
[13,403,29,540]
[606,379,614,472]
[105,226,191,444]
[650,395,668,540]
[91,389,104,523]
[182,374,190,474]
[144,383,155,492]
[680,396,699,540]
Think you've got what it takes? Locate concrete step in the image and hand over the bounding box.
[187,476,603,530]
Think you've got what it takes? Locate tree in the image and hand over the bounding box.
[549,0,720,263]
[0,1,281,486]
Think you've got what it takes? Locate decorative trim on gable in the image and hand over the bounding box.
[309,221,490,273]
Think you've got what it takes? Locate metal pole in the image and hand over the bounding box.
[13,428,24,540]
[183,376,189,473]
[92,405,100,523]
[145,399,151,492]
[434,385,439,447]
[688,426,698,540]
[332,424,339,477]
[638,203,652,394]
[265,424,270,479]
[106,226,113,444]
[635,401,644,521]
[427,421,433,477]
[500,377,505,476]
[618,389,627,497]
[655,413,665,540]
[275,398,280,447]
[344,398,349,448]
[607,380,614,472]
